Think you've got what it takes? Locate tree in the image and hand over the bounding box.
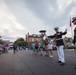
[14,38,27,46]
[0,40,4,44]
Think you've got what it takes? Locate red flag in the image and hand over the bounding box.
[70,20,72,27]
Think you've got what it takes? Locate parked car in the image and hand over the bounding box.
[8,45,13,50]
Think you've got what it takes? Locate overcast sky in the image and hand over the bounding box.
[0,0,76,41]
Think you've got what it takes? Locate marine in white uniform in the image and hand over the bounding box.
[73,27,76,69]
[50,27,67,65]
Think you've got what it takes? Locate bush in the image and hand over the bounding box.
[0,40,4,45]
[64,46,76,49]
[14,38,27,46]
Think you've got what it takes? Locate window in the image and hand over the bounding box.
[32,38,34,42]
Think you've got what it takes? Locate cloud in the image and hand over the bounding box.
[69,6,76,17]
[0,0,76,41]
[1,35,15,42]
[0,0,27,40]
[56,0,73,11]
[23,0,76,26]
[4,0,52,34]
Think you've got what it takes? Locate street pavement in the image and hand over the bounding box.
[0,50,76,75]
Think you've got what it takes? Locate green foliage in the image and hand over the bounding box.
[16,38,24,41]
[66,38,72,42]
[0,40,4,44]
[14,38,27,46]
[64,46,76,49]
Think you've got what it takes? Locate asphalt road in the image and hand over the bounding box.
[0,50,76,75]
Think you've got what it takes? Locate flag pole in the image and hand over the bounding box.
[70,17,73,39]
[71,25,73,39]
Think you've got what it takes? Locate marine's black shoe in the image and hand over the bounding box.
[60,62,65,65]
[57,61,61,63]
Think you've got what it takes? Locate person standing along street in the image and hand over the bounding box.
[50,27,67,65]
[45,38,49,57]
[39,39,45,56]
[73,27,76,46]
[35,41,39,54]
[73,27,76,69]
[13,44,17,53]
[0,44,3,54]
[48,37,53,57]
[5,42,9,53]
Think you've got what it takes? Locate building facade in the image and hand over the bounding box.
[26,33,42,45]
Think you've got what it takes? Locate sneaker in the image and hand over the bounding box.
[57,61,61,63]
[49,55,53,57]
[60,62,65,65]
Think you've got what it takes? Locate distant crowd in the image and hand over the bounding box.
[0,43,28,54]
[32,37,54,57]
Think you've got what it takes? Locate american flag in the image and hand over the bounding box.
[70,19,72,27]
